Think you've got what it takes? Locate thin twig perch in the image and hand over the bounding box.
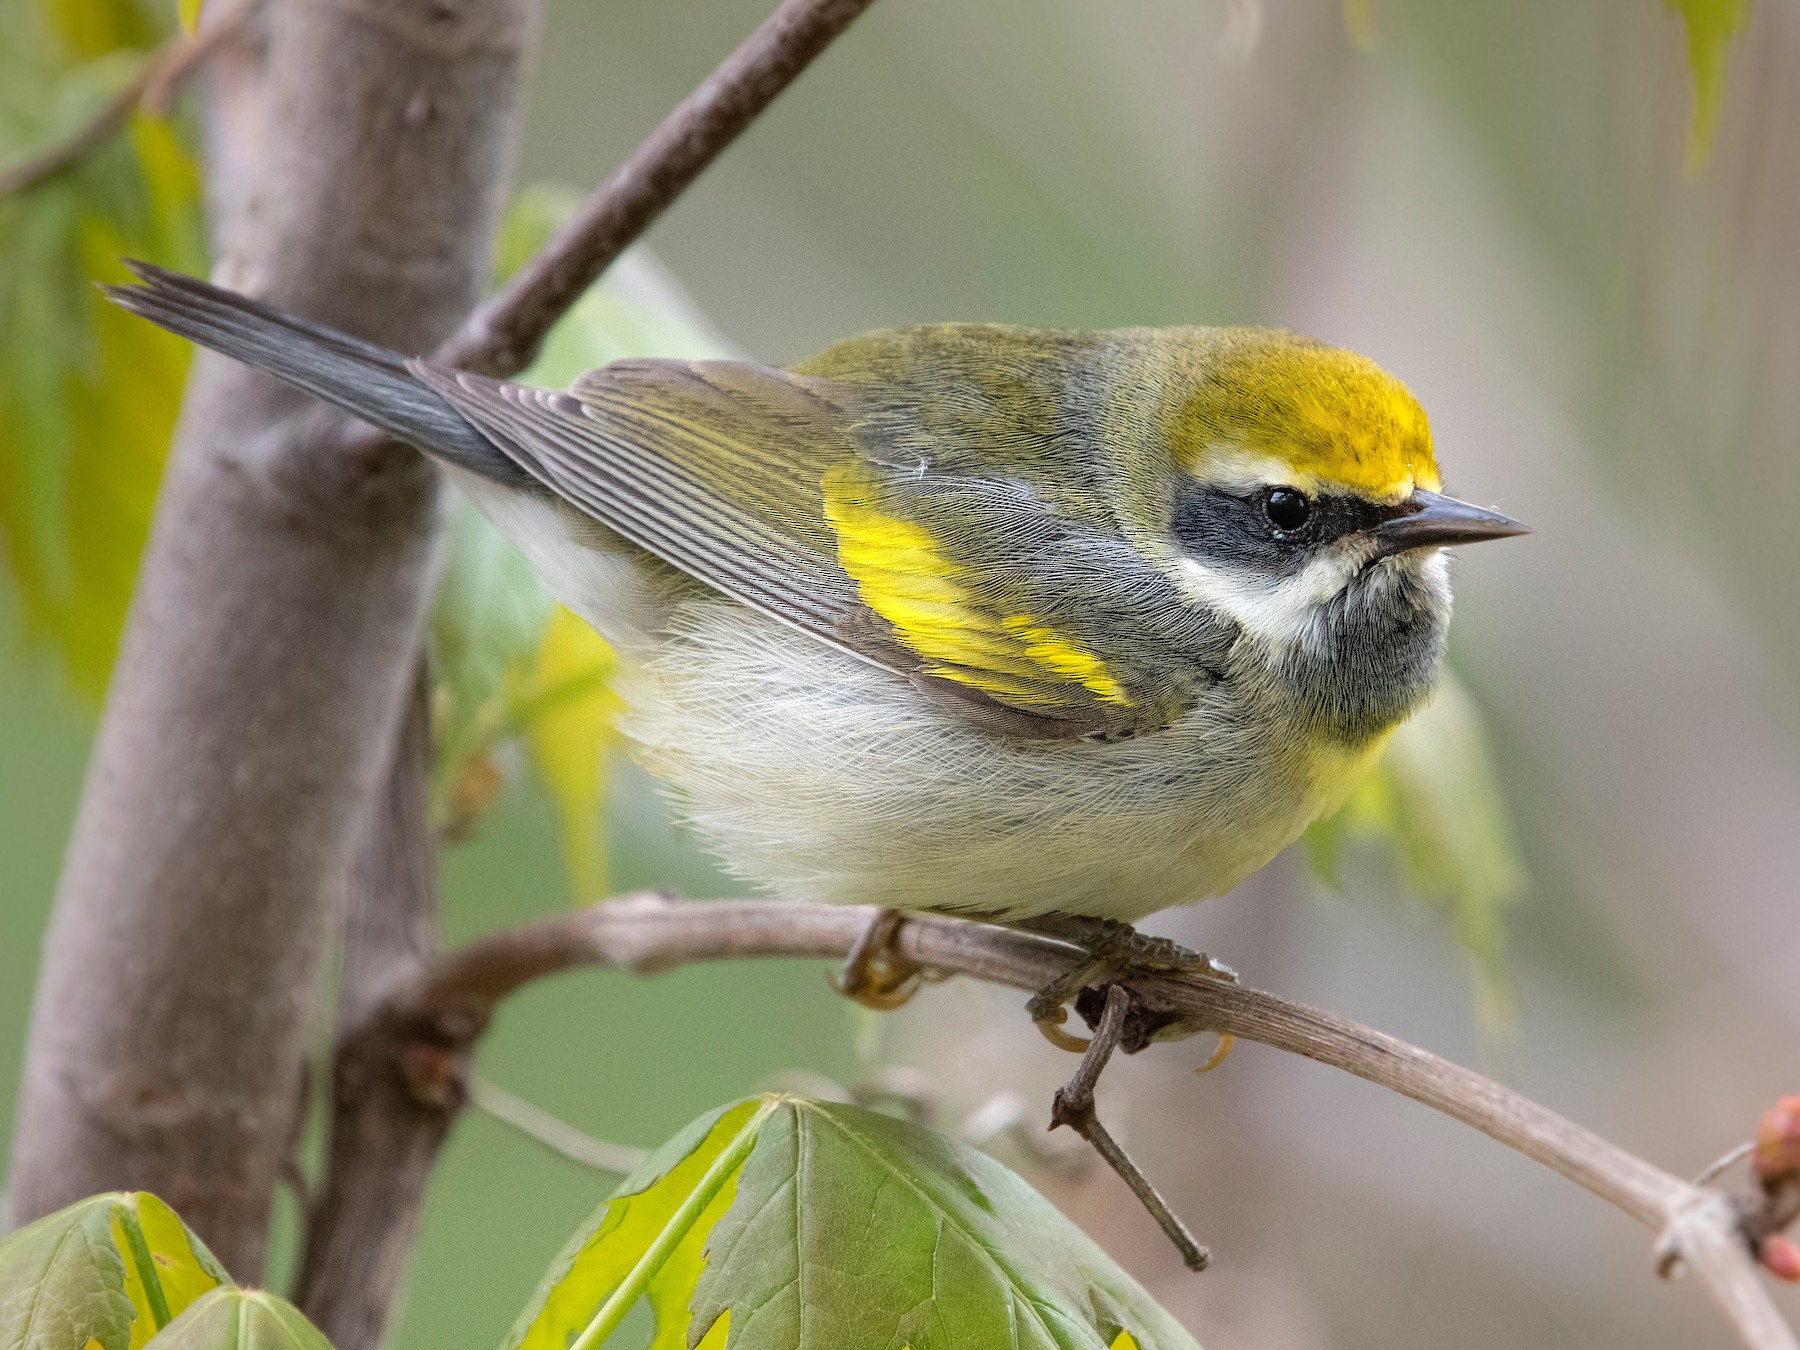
[357,893,1796,1350]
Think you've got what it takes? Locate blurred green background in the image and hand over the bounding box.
[5,0,1800,1347]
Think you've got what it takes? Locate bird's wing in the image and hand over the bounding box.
[412,358,1222,739]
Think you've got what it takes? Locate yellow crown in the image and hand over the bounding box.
[1169,331,1439,501]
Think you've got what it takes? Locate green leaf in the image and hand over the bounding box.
[145,1290,334,1350]
[427,497,555,829]
[506,1099,771,1350]
[175,0,201,37]
[0,64,204,697]
[1663,0,1751,172]
[1306,673,1525,1027]
[499,185,738,384]
[511,1095,1202,1350]
[0,1192,230,1350]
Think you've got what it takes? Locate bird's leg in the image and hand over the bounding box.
[1022,914,1237,1054]
[1048,985,1211,1271]
[832,908,927,1011]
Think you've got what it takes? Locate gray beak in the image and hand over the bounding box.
[1371,488,1530,557]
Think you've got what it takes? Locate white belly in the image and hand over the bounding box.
[614,596,1361,924]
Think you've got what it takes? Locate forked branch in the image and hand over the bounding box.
[353,893,1796,1350]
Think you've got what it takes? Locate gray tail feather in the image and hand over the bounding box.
[103,261,529,487]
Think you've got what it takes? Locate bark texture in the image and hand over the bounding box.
[293,679,454,1350]
[4,0,535,1276]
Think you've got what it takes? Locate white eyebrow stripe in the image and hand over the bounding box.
[1186,443,1419,504]
[1192,446,1321,496]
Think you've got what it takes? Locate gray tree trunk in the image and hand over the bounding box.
[4,0,535,1277]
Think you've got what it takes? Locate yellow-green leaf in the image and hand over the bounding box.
[1306,673,1525,1029]
[145,1289,334,1350]
[0,85,203,698]
[513,1096,1202,1350]
[524,604,620,902]
[1663,0,1752,172]
[38,0,162,61]
[0,1192,230,1350]
[506,1099,772,1350]
[176,0,202,36]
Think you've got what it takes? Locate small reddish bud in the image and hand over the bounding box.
[1759,1233,1800,1283]
[1752,1096,1800,1182]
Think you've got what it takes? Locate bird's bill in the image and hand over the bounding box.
[1371,488,1530,557]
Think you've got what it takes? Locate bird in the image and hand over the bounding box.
[106,262,1526,1033]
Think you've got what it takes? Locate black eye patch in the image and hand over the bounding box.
[1171,483,1405,574]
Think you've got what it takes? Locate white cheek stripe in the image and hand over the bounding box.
[1169,552,1352,649]
[1169,545,1449,652]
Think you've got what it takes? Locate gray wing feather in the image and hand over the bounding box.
[409,362,867,645]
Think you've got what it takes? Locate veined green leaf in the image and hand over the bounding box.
[1662,0,1751,172]
[511,1095,1202,1350]
[145,1290,334,1350]
[506,1099,771,1350]
[0,1192,230,1350]
[1306,673,1525,1027]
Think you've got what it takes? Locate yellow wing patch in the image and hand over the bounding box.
[1001,615,1129,703]
[821,466,1131,711]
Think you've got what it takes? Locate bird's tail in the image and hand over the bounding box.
[103,261,523,485]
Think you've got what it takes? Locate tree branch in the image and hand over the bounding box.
[294,673,445,1350]
[4,0,536,1276]
[436,0,880,379]
[348,894,1796,1350]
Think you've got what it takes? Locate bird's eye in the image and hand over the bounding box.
[1263,487,1312,531]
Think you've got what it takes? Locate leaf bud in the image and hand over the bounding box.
[1752,1096,1800,1183]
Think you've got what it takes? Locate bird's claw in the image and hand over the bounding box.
[832,908,929,1011]
[1024,916,1238,1066]
[1032,1006,1093,1053]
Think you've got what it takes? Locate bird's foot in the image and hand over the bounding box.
[831,908,930,1011]
[1022,915,1237,1061]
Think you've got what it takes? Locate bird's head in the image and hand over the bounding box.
[1119,329,1527,736]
